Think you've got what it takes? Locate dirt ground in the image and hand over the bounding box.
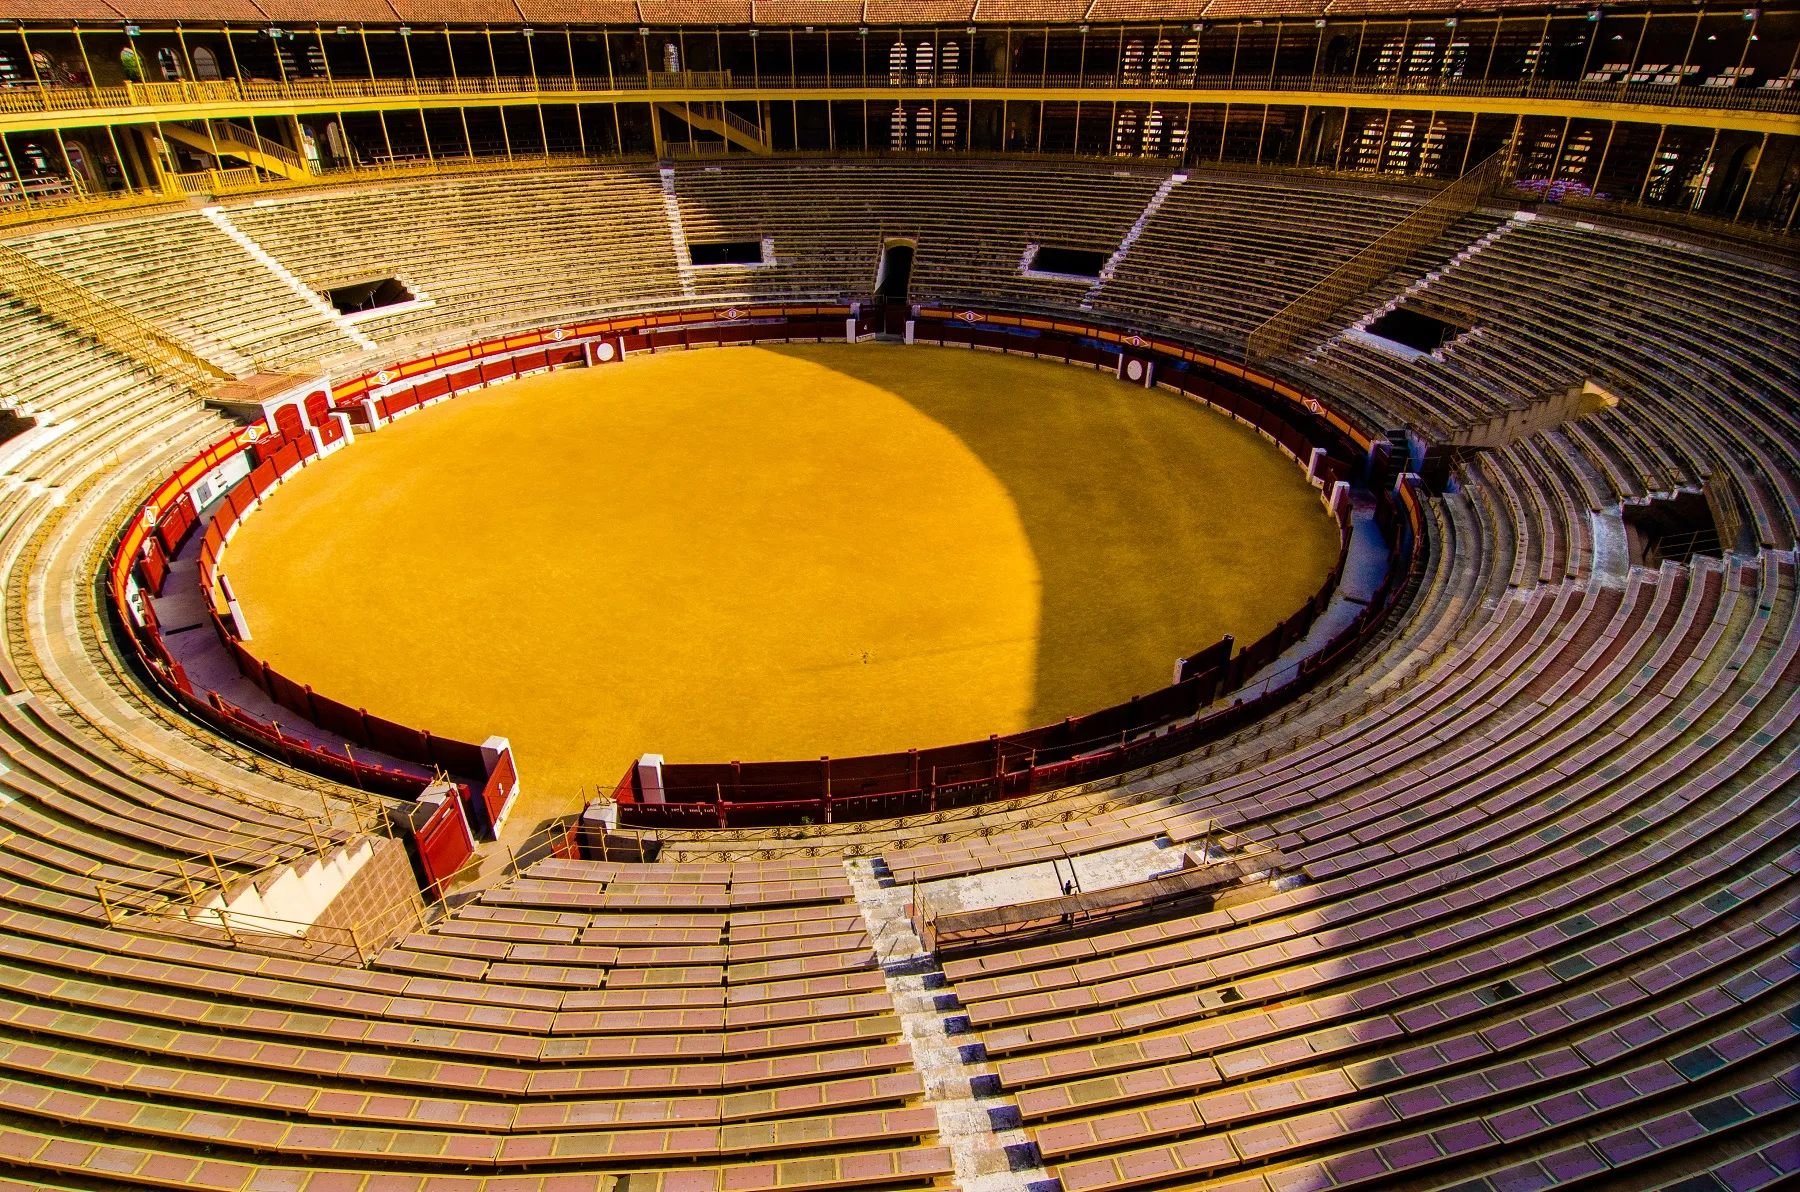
[224,343,1338,841]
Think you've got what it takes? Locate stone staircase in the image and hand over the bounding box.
[846,858,1053,1192]
[659,166,696,297]
[1317,210,1531,361]
[1081,171,1187,309]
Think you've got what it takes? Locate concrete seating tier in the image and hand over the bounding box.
[0,159,1794,1192]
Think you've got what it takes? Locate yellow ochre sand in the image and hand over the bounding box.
[225,345,1338,836]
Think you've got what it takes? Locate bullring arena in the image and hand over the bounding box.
[222,344,1340,822]
[0,5,1797,1192]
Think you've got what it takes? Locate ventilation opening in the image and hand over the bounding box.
[1029,246,1107,278]
[689,240,763,266]
[1367,306,1462,353]
[876,243,915,300]
[1622,480,1740,567]
[0,410,35,450]
[326,278,412,316]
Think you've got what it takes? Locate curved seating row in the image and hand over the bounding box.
[0,158,1793,1190]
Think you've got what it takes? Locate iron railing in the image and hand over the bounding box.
[0,70,1794,118]
[0,241,232,391]
[1247,152,1506,361]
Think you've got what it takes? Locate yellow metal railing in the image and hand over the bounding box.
[213,119,307,171]
[0,241,233,391]
[196,150,609,198]
[0,71,1794,116]
[1246,153,1505,361]
[0,185,185,231]
[96,831,443,968]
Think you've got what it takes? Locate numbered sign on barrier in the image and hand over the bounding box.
[1118,354,1154,388]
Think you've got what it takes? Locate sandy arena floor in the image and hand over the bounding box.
[224,344,1339,837]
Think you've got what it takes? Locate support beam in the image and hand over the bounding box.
[3,84,1793,138]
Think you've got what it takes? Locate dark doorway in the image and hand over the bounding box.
[325,277,412,315]
[876,242,914,300]
[1030,246,1106,278]
[1367,306,1461,353]
[689,240,763,266]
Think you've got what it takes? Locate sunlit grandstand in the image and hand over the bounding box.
[0,2,1795,1191]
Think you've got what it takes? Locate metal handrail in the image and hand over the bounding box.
[1247,152,1506,361]
[0,69,1794,117]
[95,830,454,969]
[0,242,232,391]
[213,119,306,170]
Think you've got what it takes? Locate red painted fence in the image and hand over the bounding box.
[108,301,1408,835]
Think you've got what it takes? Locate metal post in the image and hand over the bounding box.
[1636,123,1668,205]
[1733,132,1768,223]
[400,25,432,162]
[74,27,99,99]
[489,28,513,160]
[446,29,473,158]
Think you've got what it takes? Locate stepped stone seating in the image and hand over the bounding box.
[225,167,689,346]
[673,157,1166,309]
[1306,215,1800,550]
[0,159,1794,1191]
[1096,174,1426,349]
[8,211,354,375]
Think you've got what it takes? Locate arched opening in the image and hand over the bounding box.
[875,241,915,301]
[1122,40,1145,82]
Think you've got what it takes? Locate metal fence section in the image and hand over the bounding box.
[1246,152,1506,363]
[2,72,1796,116]
[0,241,233,392]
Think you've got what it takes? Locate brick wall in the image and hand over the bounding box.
[313,836,424,958]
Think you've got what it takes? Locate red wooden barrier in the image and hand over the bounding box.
[135,540,169,596]
[414,792,474,899]
[114,304,1394,828]
[480,747,517,834]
